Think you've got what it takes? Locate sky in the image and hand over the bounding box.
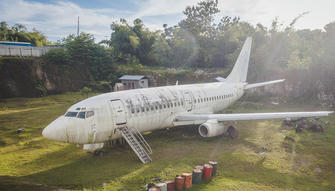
[0,0,334,42]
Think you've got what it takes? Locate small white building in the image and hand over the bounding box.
[118,75,149,90]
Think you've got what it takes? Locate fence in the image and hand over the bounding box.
[0,45,60,57]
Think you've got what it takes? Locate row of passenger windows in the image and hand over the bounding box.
[194,93,233,104]
[129,100,185,114]
[128,93,234,114]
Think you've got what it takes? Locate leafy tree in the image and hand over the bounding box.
[0,21,49,46]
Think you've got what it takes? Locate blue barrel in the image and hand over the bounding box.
[209,161,218,176]
[192,168,202,184]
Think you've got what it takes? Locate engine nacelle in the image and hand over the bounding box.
[198,119,226,138]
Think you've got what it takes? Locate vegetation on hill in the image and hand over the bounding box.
[1,0,334,100]
[0,21,49,46]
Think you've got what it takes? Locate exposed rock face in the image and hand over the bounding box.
[0,58,87,98]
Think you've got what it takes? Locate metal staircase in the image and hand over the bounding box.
[119,126,152,164]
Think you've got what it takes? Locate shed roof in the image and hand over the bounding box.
[118,75,147,80]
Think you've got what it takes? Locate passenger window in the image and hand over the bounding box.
[136,106,140,113]
[163,104,166,109]
[159,104,162,109]
[86,111,94,118]
[150,105,154,111]
[131,107,135,113]
[65,112,78,117]
[141,106,144,112]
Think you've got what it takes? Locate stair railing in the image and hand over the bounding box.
[128,126,152,155]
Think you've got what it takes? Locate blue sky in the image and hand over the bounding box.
[1,0,334,42]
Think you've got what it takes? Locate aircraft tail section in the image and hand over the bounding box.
[226,37,252,83]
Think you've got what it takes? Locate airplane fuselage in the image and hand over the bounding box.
[42,82,244,144]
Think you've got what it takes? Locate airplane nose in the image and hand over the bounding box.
[42,117,68,142]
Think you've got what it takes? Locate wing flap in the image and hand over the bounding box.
[176,111,333,122]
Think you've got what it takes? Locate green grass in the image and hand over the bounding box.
[0,93,334,190]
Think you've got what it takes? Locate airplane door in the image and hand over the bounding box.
[183,91,193,112]
[110,99,127,126]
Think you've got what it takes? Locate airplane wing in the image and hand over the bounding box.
[175,111,333,122]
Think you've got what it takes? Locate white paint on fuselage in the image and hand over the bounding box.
[42,81,244,144]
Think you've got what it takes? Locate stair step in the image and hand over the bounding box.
[120,127,152,164]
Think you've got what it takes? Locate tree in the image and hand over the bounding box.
[109,18,156,66]
[0,21,49,46]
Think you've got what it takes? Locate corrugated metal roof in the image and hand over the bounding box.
[118,75,146,80]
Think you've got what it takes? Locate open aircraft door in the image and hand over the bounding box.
[110,99,127,126]
[183,90,193,112]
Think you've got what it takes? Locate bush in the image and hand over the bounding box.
[42,48,71,65]
[80,87,92,97]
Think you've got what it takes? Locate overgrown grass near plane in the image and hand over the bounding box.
[0,92,334,190]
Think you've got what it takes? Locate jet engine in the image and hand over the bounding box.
[198,119,226,137]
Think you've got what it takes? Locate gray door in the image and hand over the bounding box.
[110,99,127,125]
[183,91,193,112]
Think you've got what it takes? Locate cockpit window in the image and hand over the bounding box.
[86,111,94,118]
[77,111,86,119]
[65,112,78,117]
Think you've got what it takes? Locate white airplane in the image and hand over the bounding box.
[42,37,333,163]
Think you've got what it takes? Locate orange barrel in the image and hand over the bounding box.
[156,182,167,191]
[209,161,218,176]
[182,173,192,189]
[192,168,202,184]
[175,175,185,191]
[203,164,213,180]
[164,180,175,191]
[195,165,204,176]
[149,186,161,191]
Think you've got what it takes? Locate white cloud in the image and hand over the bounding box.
[134,0,335,30]
[0,0,334,42]
[132,0,197,19]
[0,0,131,42]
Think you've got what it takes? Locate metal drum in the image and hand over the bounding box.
[148,186,161,191]
[175,175,185,191]
[192,168,202,184]
[209,161,218,176]
[195,165,204,176]
[182,173,192,189]
[203,164,213,180]
[156,182,167,191]
[164,180,175,191]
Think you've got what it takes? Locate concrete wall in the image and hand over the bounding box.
[0,45,59,57]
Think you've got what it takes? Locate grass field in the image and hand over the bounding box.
[0,92,334,191]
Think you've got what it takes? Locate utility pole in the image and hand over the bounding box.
[77,16,80,36]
